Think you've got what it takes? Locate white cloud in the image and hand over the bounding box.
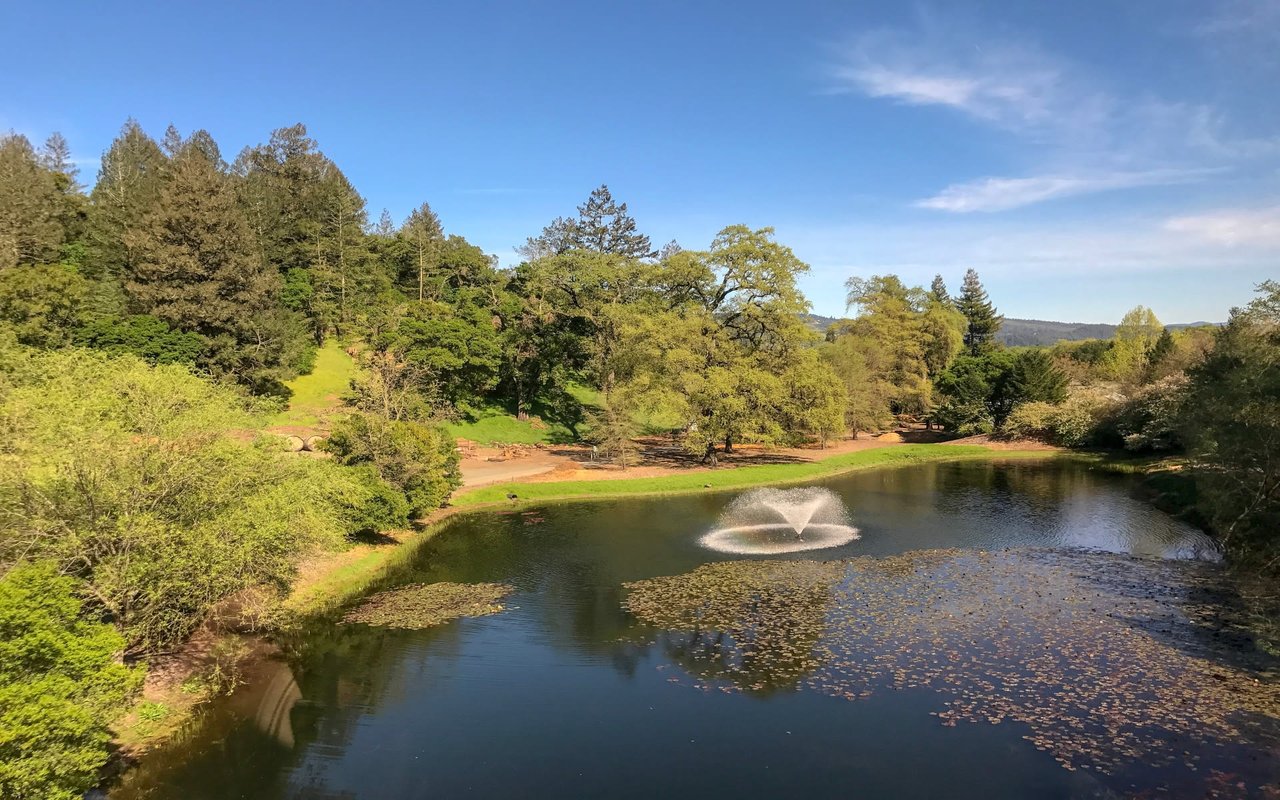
[917,169,1216,213]
[781,212,1280,281]
[1164,205,1280,246]
[833,66,978,109]
[827,16,1280,212]
[828,27,1104,142]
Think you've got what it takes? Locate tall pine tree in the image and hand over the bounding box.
[0,134,64,269]
[125,133,295,389]
[401,202,444,301]
[88,119,167,279]
[574,184,655,258]
[956,268,1002,354]
[929,274,951,305]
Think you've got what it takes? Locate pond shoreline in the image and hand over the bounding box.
[104,444,1175,784]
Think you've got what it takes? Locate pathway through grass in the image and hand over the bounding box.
[270,341,356,428]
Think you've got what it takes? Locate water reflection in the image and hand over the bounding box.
[110,460,1264,800]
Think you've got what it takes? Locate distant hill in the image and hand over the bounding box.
[803,314,1217,347]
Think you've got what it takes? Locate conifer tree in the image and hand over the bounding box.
[402,202,444,301]
[0,133,64,269]
[125,137,290,387]
[573,184,655,258]
[38,133,80,192]
[956,268,1002,354]
[930,274,951,305]
[88,119,167,279]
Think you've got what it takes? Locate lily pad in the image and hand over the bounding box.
[343,582,514,629]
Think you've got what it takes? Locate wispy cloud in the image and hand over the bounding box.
[917,169,1217,213]
[828,14,1280,212]
[828,25,1106,143]
[1164,205,1280,246]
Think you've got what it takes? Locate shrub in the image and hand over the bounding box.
[1045,396,1102,447]
[0,563,143,800]
[324,413,461,517]
[0,347,373,652]
[73,314,206,365]
[1110,374,1188,452]
[0,263,87,348]
[1000,401,1056,441]
[932,399,993,436]
[340,464,412,532]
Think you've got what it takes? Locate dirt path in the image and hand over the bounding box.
[458,433,934,491]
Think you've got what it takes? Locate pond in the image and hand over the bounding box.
[112,459,1279,799]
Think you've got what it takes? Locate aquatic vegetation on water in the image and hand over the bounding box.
[623,550,1280,790]
[342,582,513,629]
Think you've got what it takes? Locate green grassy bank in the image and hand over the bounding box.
[453,444,1056,507]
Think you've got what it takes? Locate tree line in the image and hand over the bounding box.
[0,119,1277,798]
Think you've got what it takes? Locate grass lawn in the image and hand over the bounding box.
[445,407,576,445]
[270,340,357,428]
[452,444,1056,507]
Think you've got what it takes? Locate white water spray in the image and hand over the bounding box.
[701,487,859,554]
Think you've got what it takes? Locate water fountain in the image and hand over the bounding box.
[700,487,860,554]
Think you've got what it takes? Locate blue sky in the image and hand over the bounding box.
[3,0,1277,322]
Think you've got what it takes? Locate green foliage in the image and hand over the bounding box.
[821,333,895,433]
[0,347,374,651]
[1104,305,1164,383]
[0,263,87,347]
[0,133,65,269]
[324,413,461,516]
[1008,348,1068,404]
[956,268,1002,355]
[0,562,142,800]
[73,314,205,364]
[935,350,1017,430]
[1179,282,1280,562]
[778,349,847,447]
[341,465,412,532]
[1106,374,1188,452]
[520,184,655,260]
[125,134,302,391]
[87,119,167,281]
[379,298,503,404]
[1000,401,1057,441]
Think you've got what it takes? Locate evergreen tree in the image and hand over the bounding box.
[374,208,396,237]
[87,119,167,279]
[38,133,80,192]
[929,274,951,305]
[1144,327,1176,380]
[0,134,64,269]
[125,137,292,389]
[957,268,1002,354]
[1008,349,1068,404]
[573,184,655,258]
[401,202,444,301]
[519,185,655,260]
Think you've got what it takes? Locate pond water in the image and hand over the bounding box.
[112,459,1279,799]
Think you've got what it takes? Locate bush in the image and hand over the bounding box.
[73,314,206,365]
[932,399,994,436]
[1109,374,1188,452]
[0,347,375,652]
[340,464,412,532]
[1000,401,1056,441]
[0,263,87,348]
[324,413,461,517]
[1045,396,1103,447]
[0,563,143,800]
